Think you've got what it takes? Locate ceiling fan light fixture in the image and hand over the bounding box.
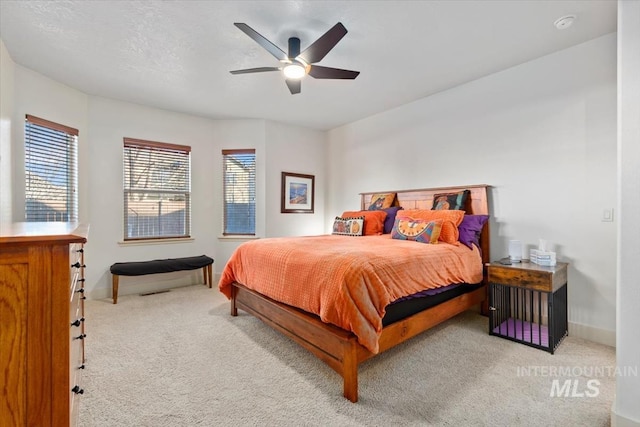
[231,22,359,94]
[283,63,306,79]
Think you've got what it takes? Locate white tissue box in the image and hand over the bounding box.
[530,249,556,266]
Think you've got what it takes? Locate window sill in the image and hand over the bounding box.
[217,235,260,241]
[118,237,194,246]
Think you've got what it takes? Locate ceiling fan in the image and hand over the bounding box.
[230,22,360,95]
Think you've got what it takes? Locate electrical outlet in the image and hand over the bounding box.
[602,208,614,222]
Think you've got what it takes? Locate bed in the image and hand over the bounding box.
[219,184,490,402]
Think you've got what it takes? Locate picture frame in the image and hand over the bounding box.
[281,172,315,213]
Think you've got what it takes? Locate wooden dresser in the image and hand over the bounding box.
[1,222,88,427]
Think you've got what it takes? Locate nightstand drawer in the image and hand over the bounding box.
[488,262,567,292]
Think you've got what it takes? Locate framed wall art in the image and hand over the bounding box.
[281,172,315,213]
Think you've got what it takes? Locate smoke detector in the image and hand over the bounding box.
[554,15,576,30]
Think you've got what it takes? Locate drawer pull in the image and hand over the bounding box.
[76,288,85,294]
[70,318,85,327]
[71,262,86,269]
[489,306,497,311]
[71,385,84,394]
[78,278,85,283]
[74,333,86,340]
[76,248,84,253]
[78,364,85,370]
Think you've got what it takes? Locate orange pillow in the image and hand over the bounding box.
[342,210,387,236]
[397,209,465,244]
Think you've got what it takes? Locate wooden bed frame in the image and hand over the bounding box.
[230,184,491,402]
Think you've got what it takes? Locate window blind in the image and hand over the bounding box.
[123,138,191,240]
[24,114,78,222]
[223,149,256,236]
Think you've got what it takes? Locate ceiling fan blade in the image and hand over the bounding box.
[285,79,301,95]
[234,23,288,61]
[297,22,348,64]
[230,67,280,75]
[308,65,360,79]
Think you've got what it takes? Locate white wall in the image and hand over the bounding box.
[11,64,90,223]
[207,118,267,284]
[264,121,326,237]
[86,100,328,299]
[86,97,224,299]
[328,34,618,345]
[0,39,14,224]
[614,1,640,425]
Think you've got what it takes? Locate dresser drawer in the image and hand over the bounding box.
[70,337,84,426]
[70,330,85,383]
[69,297,85,420]
[70,271,83,309]
[69,244,83,274]
[70,242,83,261]
[69,285,85,367]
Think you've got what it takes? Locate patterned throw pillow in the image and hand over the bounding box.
[391,217,443,244]
[397,209,465,244]
[332,216,364,236]
[432,190,470,211]
[341,210,387,235]
[367,193,397,210]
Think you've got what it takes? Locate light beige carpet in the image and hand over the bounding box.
[79,285,615,426]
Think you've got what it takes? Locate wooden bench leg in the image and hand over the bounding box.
[200,264,213,287]
[112,274,119,304]
[207,264,213,288]
[201,265,213,288]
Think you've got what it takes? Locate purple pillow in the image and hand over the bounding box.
[382,206,404,234]
[458,214,489,249]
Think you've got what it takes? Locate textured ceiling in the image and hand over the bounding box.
[0,1,617,131]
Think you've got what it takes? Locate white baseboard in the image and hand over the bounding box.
[569,321,616,347]
[612,401,640,427]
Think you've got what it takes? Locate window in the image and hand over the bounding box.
[123,138,191,240]
[223,149,256,235]
[24,115,78,222]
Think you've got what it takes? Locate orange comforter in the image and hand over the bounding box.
[219,234,482,353]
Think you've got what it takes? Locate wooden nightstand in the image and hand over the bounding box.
[487,260,569,354]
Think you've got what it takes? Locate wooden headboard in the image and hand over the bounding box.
[360,184,491,265]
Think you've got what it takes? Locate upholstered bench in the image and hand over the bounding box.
[109,255,214,304]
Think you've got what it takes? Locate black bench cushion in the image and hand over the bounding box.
[110,255,213,276]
